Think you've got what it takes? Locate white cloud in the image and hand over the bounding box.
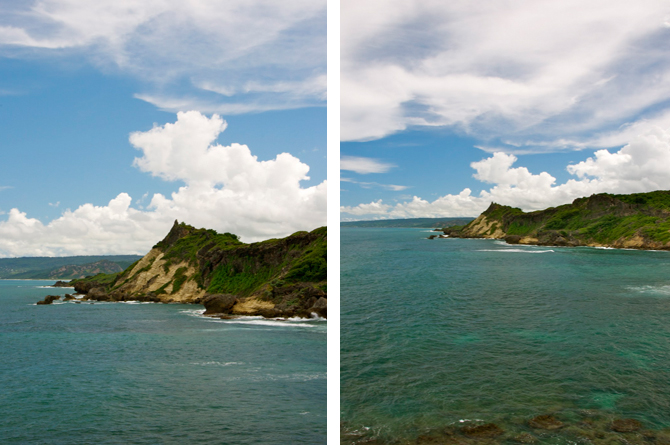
[341,156,396,174]
[341,177,408,191]
[0,0,326,112]
[341,126,670,219]
[0,112,326,257]
[341,0,670,149]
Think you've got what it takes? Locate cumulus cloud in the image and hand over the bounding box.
[0,0,326,112]
[341,156,396,174]
[341,0,670,149]
[0,112,326,257]
[341,126,670,219]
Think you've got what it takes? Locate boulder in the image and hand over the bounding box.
[87,287,112,301]
[505,235,522,244]
[36,295,61,305]
[529,415,563,430]
[428,235,437,239]
[53,281,71,288]
[611,419,642,433]
[202,294,237,315]
[309,297,327,318]
[461,423,504,438]
[73,281,100,294]
[63,294,75,301]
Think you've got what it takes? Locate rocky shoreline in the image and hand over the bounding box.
[37,281,327,319]
[342,411,670,445]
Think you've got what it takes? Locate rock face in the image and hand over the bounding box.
[309,297,327,318]
[68,221,327,318]
[36,295,61,305]
[202,294,238,315]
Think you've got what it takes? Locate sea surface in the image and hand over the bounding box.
[341,228,670,444]
[0,280,326,444]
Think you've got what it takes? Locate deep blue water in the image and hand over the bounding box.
[0,280,326,444]
[341,228,670,444]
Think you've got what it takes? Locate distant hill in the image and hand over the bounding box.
[0,255,143,279]
[443,190,670,250]
[341,217,474,228]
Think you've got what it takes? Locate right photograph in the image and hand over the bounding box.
[340,2,670,444]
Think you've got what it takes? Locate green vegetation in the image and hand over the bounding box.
[456,191,670,248]
[171,267,189,293]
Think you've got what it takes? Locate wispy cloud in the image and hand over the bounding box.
[341,0,670,151]
[341,156,396,174]
[0,0,326,113]
[341,177,408,191]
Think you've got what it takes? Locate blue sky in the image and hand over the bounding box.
[341,0,670,220]
[0,0,326,256]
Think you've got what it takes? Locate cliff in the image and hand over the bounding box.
[442,191,670,250]
[68,221,327,318]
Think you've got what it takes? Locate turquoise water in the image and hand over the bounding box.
[0,280,326,444]
[341,228,670,444]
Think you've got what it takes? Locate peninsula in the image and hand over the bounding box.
[442,190,670,250]
[45,221,327,318]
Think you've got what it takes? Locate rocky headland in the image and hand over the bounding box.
[42,221,327,318]
[435,191,670,250]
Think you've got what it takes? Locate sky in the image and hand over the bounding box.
[0,0,326,257]
[340,0,670,220]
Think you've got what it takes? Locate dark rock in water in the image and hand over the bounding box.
[461,423,504,438]
[428,235,437,239]
[63,294,75,301]
[202,294,237,315]
[513,432,537,443]
[36,295,61,305]
[505,235,522,244]
[611,419,642,433]
[53,281,71,287]
[309,296,327,318]
[529,415,564,430]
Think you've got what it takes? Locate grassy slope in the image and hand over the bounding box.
[460,191,670,246]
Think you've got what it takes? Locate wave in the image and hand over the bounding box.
[627,284,670,296]
[477,249,554,253]
[179,309,325,328]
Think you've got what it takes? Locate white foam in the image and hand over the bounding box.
[627,284,670,296]
[477,249,554,253]
[190,361,243,366]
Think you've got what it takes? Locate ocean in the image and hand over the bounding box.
[0,280,326,444]
[341,228,670,444]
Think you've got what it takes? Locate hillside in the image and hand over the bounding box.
[341,217,474,228]
[442,191,670,250]
[67,221,327,318]
[0,255,142,279]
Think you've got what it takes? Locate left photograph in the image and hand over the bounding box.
[0,2,327,444]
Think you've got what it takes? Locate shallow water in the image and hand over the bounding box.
[341,228,670,444]
[0,280,326,444]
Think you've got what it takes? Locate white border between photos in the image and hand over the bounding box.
[327,0,340,442]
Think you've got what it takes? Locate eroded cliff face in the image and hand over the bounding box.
[442,192,670,250]
[70,221,327,318]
